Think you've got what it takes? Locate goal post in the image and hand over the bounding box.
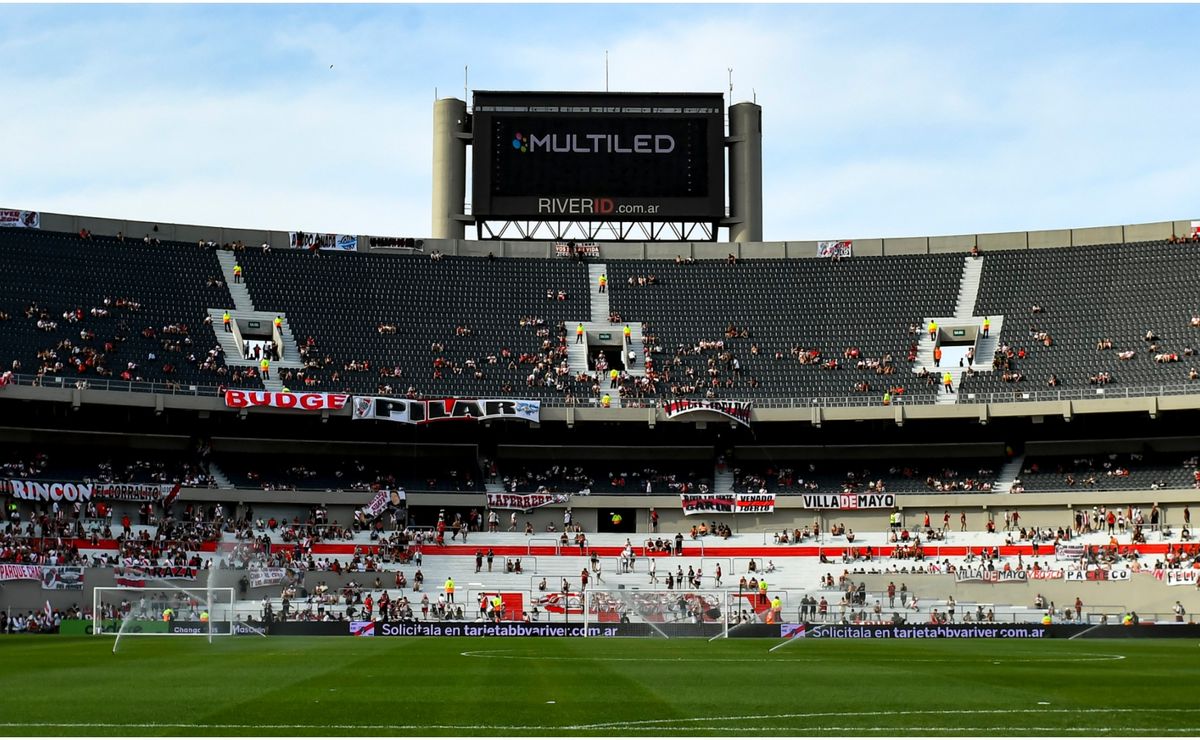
[582,587,727,637]
[93,586,236,638]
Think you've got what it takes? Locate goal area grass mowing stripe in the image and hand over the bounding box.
[0,636,1197,736]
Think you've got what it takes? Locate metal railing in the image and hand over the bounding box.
[7,371,1200,411]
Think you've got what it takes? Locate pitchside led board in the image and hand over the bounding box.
[471,91,726,222]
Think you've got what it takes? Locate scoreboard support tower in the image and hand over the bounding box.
[431,92,762,243]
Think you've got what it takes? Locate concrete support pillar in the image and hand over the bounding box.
[432,98,468,239]
[727,102,763,243]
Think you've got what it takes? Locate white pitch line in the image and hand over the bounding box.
[459,648,1127,664]
[3,707,1196,734]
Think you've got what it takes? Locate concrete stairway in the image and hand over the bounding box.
[216,251,254,312]
[208,462,235,490]
[992,454,1026,494]
[587,264,610,323]
[954,256,983,319]
[714,468,735,493]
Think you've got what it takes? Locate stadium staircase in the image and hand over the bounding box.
[991,454,1026,494]
[587,264,610,323]
[207,462,236,490]
[714,468,735,493]
[208,251,304,392]
[914,256,1005,405]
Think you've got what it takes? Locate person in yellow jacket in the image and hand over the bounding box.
[222,311,231,333]
[273,315,282,331]
[882,391,891,406]
[942,371,954,394]
[260,357,270,380]
[576,322,585,344]
[162,607,174,622]
[928,320,938,341]
[444,576,456,603]
[982,316,991,337]
[609,368,619,388]
[598,274,607,293]
[233,263,243,283]
[623,324,631,341]
[600,393,611,408]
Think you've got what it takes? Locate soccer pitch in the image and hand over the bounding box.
[0,636,1197,736]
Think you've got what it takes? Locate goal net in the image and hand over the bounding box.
[583,588,726,637]
[93,586,237,638]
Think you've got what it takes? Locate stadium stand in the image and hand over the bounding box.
[962,240,1200,397]
[0,229,244,390]
[606,255,962,403]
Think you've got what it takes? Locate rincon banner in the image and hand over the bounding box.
[486,492,569,511]
[801,493,895,510]
[353,397,540,425]
[0,210,39,229]
[1,480,179,505]
[662,399,752,427]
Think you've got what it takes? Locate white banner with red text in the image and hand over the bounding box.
[1,480,180,505]
[662,399,752,427]
[352,396,540,424]
[802,493,895,510]
[224,390,349,411]
[361,489,405,519]
[0,209,39,228]
[486,492,570,511]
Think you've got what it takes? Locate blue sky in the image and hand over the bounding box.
[0,3,1197,241]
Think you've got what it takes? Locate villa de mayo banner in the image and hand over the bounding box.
[802,493,895,510]
[353,397,540,425]
[681,492,776,516]
[662,399,752,427]
[1,480,180,505]
[955,568,1028,584]
[486,492,570,511]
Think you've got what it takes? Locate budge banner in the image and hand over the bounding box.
[954,567,1028,584]
[224,390,349,411]
[0,209,39,228]
[2,480,180,505]
[663,399,752,427]
[353,397,540,424]
[802,493,894,510]
[486,492,569,511]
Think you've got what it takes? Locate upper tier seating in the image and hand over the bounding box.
[606,254,962,403]
[214,450,483,493]
[0,443,213,488]
[730,456,1003,494]
[1018,451,1199,492]
[0,229,239,390]
[961,240,1200,397]
[236,249,590,399]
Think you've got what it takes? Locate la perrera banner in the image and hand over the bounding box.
[352,396,540,424]
[486,492,569,511]
[1,480,180,505]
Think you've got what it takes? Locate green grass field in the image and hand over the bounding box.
[1,636,1198,736]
